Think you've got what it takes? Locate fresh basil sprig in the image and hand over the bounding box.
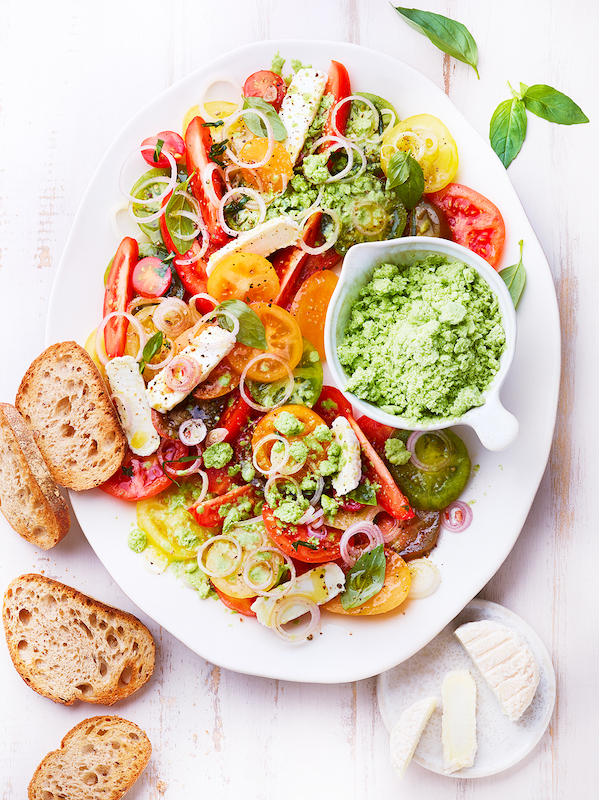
[139,331,164,373]
[521,84,589,125]
[217,299,268,350]
[242,97,287,141]
[393,7,479,78]
[340,544,386,611]
[489,98,527,168]
[153,138,164,163]
[347,480,378,506]
[386,150,424,209]
[500,240,526,309]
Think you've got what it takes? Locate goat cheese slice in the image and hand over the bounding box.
[146,326,236,412]
[206,217,300,276]
[251,563,345,628]
[441,670,477,774]
[105,355,160,456]
[390,696,437,780]
[279,68,328,164]
[331,416,361,496]
[455,620,540,721]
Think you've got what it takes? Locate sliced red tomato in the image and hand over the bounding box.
[323,61,351,139]
[205,466,239,496]
[159,219,209,296]
[213,585,257,617]
[425,183,506,269]
[141,131,185,168]
[218,393,255,444]
[243,70,287,111]
[99,445,184,501]
[262,504,342,563]
[132,257,171,298]
[271,211,321,307]
[185,116,230,245]
[313,386,353,427]
[103,237,138,358]
[346,415,414,521]
[189,484,259,528]
[355,414,395,455]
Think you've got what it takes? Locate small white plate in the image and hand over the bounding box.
[377,599,556,778]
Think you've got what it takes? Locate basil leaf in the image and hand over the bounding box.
[164,175,195,255]
[202,120,224,128]
[347,480,378,506]
[242,97,287,141]
[386,150,424,209]
[500,239,526,309]
[153,138,164,162]
[292,540,318,551]
[489,98,527,168]
[217,299,268,350]
[393,7,479,78]
[340,544,386,610]
[522,84,589,125]
[139,330,164,373]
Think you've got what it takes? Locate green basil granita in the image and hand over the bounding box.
[337,254,506,423]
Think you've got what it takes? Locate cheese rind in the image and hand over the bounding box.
[105,355,160,456]
[441,670,477,774]
[278,68,328,164]
[206,217,300,276]
[455,620,539,721]
[390,696,437,780]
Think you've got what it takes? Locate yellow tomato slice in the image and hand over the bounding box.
[207,252,280,304]
[252,404,327,473]
[290,270,339,361]
[324,550,411,615]
[183,101,239,136]
[239,138,294,194]
[226,302,303,382]
[206,527,266,599]
[137,497,209,563]
[381,113,458,193]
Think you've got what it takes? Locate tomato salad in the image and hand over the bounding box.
[89,54,500,642]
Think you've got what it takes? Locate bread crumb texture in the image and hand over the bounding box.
[3,574,155,705]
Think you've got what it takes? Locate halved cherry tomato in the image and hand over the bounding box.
[346,415,414,521]
[323,61,351,139]
[313,386,353,427]
[354,414,395,455]
[323,549,411,615]
[381,114,458,193]
[100,444,185,501]
[189,484,259,528]
[141,131,186,168]
[262,504,342,563]
[252,404,327,474]
[290,270,338,360]
[225,302,303,382]
[185,116,230,245]
[217,393,255,444]
[239,139,294,194]
[243,70,287,111]
[103,237,138,358]
[132,257,171,299]
[213,585,257,616]
[425,183,506,268]
[207,252,280,304]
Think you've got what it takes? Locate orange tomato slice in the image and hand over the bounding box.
[290,270,339,360]
[252,405,327,473]
[207,252,280,304]
[324,550,411,615]
[239,139,294,194]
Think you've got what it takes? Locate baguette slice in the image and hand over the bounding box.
[15,341,126,490]
[0,403,70,548]
[3,574,155,705]
[28,715,151,800]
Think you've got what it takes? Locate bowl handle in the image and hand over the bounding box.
[469,395,519,451]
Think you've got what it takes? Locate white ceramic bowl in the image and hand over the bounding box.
[324,237,518,451]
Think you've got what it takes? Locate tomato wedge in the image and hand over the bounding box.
[213,585,257,617]
[103,237,138,358]
[218,393,255,443]
[426,183,506,269]
[188,484,259,528]
[313,386,353,427]
[100,445,183,501]
[262,504,342,563]
[346,415,414,520]
[323,61,351,139]
[185,116,229,245]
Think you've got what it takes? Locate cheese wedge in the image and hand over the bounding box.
[105,355,160,456]
[279,68,328,164]
[390,696,437,780]
[441,670,477,774]
[455,620,539,721]
[330,416,361,496]
[206,217,300,276]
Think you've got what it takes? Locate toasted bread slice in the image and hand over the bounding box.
[28,715,151,800]
[15,341,126,490]
[3,574,155,705]
[0,403,70,548]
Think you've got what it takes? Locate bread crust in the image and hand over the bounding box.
[15,341,126,490]
[28,715,151,800]
[3,574,155,705]
[0,403,70,548]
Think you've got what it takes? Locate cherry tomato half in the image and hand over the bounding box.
[99,443,185,501]
[243,70,287,111]
[141,131,185,169]
[132,257,171,299]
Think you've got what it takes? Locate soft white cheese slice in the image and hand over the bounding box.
[279,68,327,164]
[251,562,345,628]
[105,355,160,456]
[441,670,477,774]
[390,696,437,780]
[146,326,236,412]
[331,416,361,496]
[455,620,540,721]
[206,217,300,276]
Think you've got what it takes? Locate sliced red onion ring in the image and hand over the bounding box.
[198,307,241,338]
[296,186,325,221]
[179,418,207,446]
[223,108,275,169]
[111,393,132,429]
[297,506,324,526]
[95,311,147,366]
[165,355,203,392]
[152,297,190,338]
[298,208,341,255]
[441,501,473,533]
[271,595,321,643]
[197,535,243,578]
[218,187,266,238]
[202,162,225,208]
[242,547,297,597]
[240,353,294,413]
[174,247,206,267]
[252,433,290,477]
[199,77,243,122]
[224,164,265,194]
[194,470,209,506]
[365,107,397,144]
[157,439,202,477]
[309,135,354,182]
[127,296,163,315]
[306,524,327,539]
[339,522,385,566]
[406,430,454,473]
[331,95,380,141]
[308,476,325,507]
[264,474,303,504]
[205,427,228,447]
[120,144,177,206]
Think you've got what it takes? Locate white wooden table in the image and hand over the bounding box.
[1,1,597,796]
